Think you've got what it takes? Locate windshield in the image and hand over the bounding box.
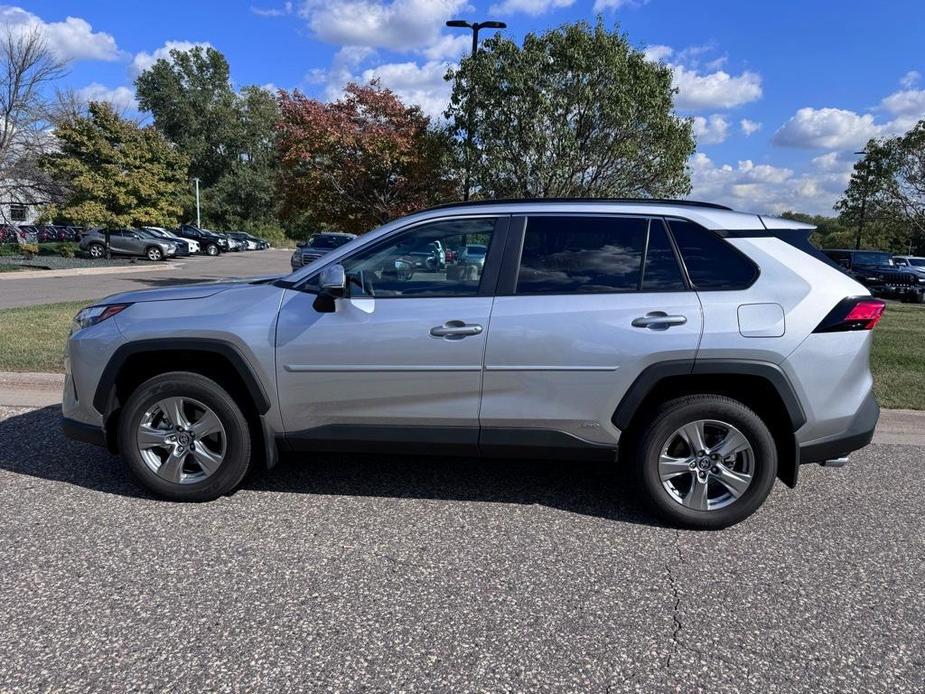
[309,235,351,249]
[854,251,893,266]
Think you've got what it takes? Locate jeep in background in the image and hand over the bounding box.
[823,248,924,303]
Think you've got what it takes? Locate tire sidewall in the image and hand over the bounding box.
[118,373,252,501]
[147,247,162,261]
[638,397,778,529]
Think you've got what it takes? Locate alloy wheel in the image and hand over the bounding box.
[657,419,755,511]
[89,244,103,258]
[136,396,227,485]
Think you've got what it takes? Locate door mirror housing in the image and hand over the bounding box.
[313,264,347,313]
[296,240,307,248]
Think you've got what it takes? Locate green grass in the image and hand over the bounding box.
[0,298,923,409]
[0,300,91,372]
[0,264,30,273]
[871,302,925,409]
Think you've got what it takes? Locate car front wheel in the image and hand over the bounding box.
[205,243,219,256]
[635,395,777,529]
[146,246,163,261]
[88,243,105,259]
[118,372,253,501]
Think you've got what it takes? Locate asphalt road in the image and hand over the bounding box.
[0,249,294,309]
[0,405,922,692]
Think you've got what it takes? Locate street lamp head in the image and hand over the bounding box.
[446,20,471,28]
[478,21,507,29]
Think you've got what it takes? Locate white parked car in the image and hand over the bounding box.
[144,227,200,254]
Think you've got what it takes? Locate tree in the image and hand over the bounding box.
[135,47,281,230]
[277,82,457,234]
[444,20,695,199]
[40,102,190,228]
[0,27,67,222]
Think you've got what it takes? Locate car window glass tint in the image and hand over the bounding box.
[668,219,758,290]
[516,216,646,294]
[338,218,496,298]
[642,222,686,291]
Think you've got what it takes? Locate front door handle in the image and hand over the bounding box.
[632,312,688,330]
[430,320,483,339]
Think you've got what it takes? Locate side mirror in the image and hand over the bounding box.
[296,240,307,248]
[313,264,347,313]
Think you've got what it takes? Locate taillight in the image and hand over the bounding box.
[814,297,886,333]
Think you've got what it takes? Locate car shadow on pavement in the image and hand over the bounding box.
[0,406,661,526]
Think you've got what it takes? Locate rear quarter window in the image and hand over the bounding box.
[667,219,759,290]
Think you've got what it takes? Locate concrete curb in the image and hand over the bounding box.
[1,371,922,446]
[0,262,183,280]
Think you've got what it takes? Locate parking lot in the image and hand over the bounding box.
[0,403,922,692]
[0,248,293,309]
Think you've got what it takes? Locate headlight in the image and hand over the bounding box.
[72,304,131,332]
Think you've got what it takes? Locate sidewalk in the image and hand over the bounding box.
[1,371,922,446]
[0,262,183,281]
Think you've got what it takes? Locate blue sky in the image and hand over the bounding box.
[7,0,925,214]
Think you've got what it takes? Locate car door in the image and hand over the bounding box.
[480,214,703,451]
[275,216,508,453]
[108,230,133,254]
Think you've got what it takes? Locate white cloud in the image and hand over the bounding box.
[692,114,729,145]
[772,107,882,149]
[880,88,925,117]
[642,44,673,62]
[689,152,849,215]
[75,83,137,112]
[419,34,470,61]
[131,40,213,76]
[740,118,762,136]
[360,59,453,119]
[298,0,468,52]
[593,0,643,10]
[489,0,574,15]
[0,6,120,62]
[672,64,762,110]
[250,2,294,16]
[900,70,921,89]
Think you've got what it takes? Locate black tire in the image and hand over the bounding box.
[635,395,777,530]
[118,372,253,501]
[205,243,219,256]
[146,246,163,262]
[88,242,105,259]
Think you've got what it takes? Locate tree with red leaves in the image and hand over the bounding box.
[277,82,457,234]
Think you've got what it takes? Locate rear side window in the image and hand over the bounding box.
[667,219,758,290]
[516,216,647,294]
[643,222,686,291]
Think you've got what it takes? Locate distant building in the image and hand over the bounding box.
[0,199,41,225]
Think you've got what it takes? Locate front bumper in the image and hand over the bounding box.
[799,390,879,464]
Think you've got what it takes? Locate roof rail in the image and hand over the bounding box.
[422,197,733,212]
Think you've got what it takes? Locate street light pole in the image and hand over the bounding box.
[193,177,201,228]
[446,19,506,202]
[853,151,868,250]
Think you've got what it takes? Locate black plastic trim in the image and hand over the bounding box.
[422,198,733,212]
[93,338,271,415]
[287,424,479,456]
[799,391,879,464]
[479,428,617,461]
[611,360,696,430]
[62,417,106,448]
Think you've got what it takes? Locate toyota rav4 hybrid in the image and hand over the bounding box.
[63,200,884,529]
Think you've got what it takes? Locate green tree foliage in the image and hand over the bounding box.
[276,82,457,234]
[836,119,925,253]
[444,20,695,199]
[135,47,280,230]
[40,102,189,227]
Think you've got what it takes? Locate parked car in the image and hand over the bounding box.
[892,256,925,279]
[0,224,18,243]
[137,228,190,256]
[63,199,883,529]
[290,232,357,270]
[176,224,224,256]
[211,231,243,252]
[231,231,270,250]
[79,228,177,261]
[144,226,200,254]
[822,248,923,302]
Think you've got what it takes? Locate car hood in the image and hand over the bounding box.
[96,276,283,305]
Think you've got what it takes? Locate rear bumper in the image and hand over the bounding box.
[799,390,879,464]
[62,417,106,448]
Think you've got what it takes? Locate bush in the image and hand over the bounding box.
[237,221,292,248]
[19,243,39,258]
[38,242,78,258]
[0,243,19,257]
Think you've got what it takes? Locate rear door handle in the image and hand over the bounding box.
[632,312,688,330]
[430,320,484,339]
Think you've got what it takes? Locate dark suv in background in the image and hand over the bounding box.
[822,248,924,302]
[176,224,225,256]
[290,232,357,270]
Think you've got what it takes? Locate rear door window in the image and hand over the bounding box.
[667,219,758,290]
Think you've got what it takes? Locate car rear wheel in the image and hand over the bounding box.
[118,372,253,501]
[146,246,163,261]
[635,395,777,529]
[88,242,105,259]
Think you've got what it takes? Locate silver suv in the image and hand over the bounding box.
[79,228,177,261]
[62,200,882,528]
